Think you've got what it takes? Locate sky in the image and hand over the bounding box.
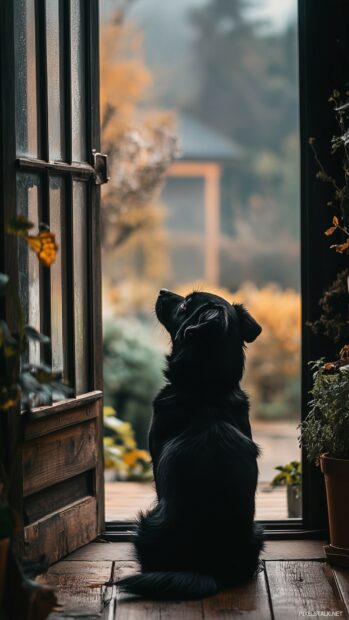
[246,0,297,32]
[103,0,297,33]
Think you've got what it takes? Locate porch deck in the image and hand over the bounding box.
[105,481,289,522]
[38,539,349,619]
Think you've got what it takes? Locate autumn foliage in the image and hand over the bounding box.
[100,10,177,263]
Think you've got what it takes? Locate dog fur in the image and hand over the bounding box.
[118,290,264,599]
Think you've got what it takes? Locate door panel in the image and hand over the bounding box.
[1,0,105,562]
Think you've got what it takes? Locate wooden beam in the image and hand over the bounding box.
[24,496,98,564]
[23,419,97,496]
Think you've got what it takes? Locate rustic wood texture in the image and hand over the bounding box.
[113,560,204,620]
[23,420,97,496]
[36,541,349,619]
[265,560,346,619]
[23,471,93,525]
[24,497,97,564]
[66,541,136,563]
[202,571,271,620]
[333,567,349,610]
[64,540,326,564]
[24,399,99,441]
[37,560,112,618]
[262,540,325,560]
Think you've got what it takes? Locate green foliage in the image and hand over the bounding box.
[103,406,152,481]
[103,318,164,448]
[271,460,301,488]
[300,360,349,463]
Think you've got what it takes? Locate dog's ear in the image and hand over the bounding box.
[182,304,229,342]
[234,304,262,343]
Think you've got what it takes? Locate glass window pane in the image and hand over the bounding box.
[73,181,89,393]
[17,173,41,365]
[49,177,64,373]
[70,0,86,162]
[46,0,65,160]
[14,0,38,157]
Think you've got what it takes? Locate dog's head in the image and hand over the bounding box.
[156,289,261,385]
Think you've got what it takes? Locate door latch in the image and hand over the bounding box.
[92,151,110,185]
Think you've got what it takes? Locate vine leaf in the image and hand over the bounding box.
[324,226,337,236]
[6,215,34,236]
[330,240,349,253]
[26,230,58,267]
[24,325,50,344]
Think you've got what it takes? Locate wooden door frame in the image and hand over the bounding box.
[106,0,349,540]
[298,0,349,532]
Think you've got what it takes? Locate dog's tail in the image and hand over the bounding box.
[118,571,218,600]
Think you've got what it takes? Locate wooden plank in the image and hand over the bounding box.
[28,390,102,419]
[37,560,112,617]
[112,562,203,619]
[66,540,326,564]
[265,561,346,619]
[23,471,93,525]
[23,419,97,496]
[66,541,136,562]
[333,567,349,615]
[262,540,325,561]
[24,496,97,564]
[94,399,105,536]
[24,399,99,441]
[202,571,271,620]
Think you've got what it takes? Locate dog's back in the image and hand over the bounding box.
[119,395,263,599]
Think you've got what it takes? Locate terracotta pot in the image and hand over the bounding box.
[0,537,10,607]
[320,453,349,550]
[287,485,302,518]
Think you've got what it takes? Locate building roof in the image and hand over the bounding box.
[177,112,241,162]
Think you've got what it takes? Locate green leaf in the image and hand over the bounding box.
[0,273,9,294]
[6,215,34,236]
[0,321,18,355]
[25,325,50,344]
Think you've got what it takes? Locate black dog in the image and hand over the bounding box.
[118,289,263,599]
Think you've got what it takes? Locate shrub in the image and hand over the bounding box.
[103,406,152,481]
[103,317,165,447]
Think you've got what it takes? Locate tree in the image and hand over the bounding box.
[100,7,177,281]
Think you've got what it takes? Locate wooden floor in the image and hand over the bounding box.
[37,540,349,619]
[105,481,289,521]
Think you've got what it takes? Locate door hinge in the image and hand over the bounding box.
[92,151,110,185]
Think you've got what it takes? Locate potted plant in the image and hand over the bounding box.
[300,352,349,565]
[271,461,302,518]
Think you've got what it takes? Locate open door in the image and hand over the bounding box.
[0,0,106,564]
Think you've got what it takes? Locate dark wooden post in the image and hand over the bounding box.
[299,0,349,531]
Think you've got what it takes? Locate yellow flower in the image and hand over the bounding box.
[104,406,117,416]
[123,449,151,467]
